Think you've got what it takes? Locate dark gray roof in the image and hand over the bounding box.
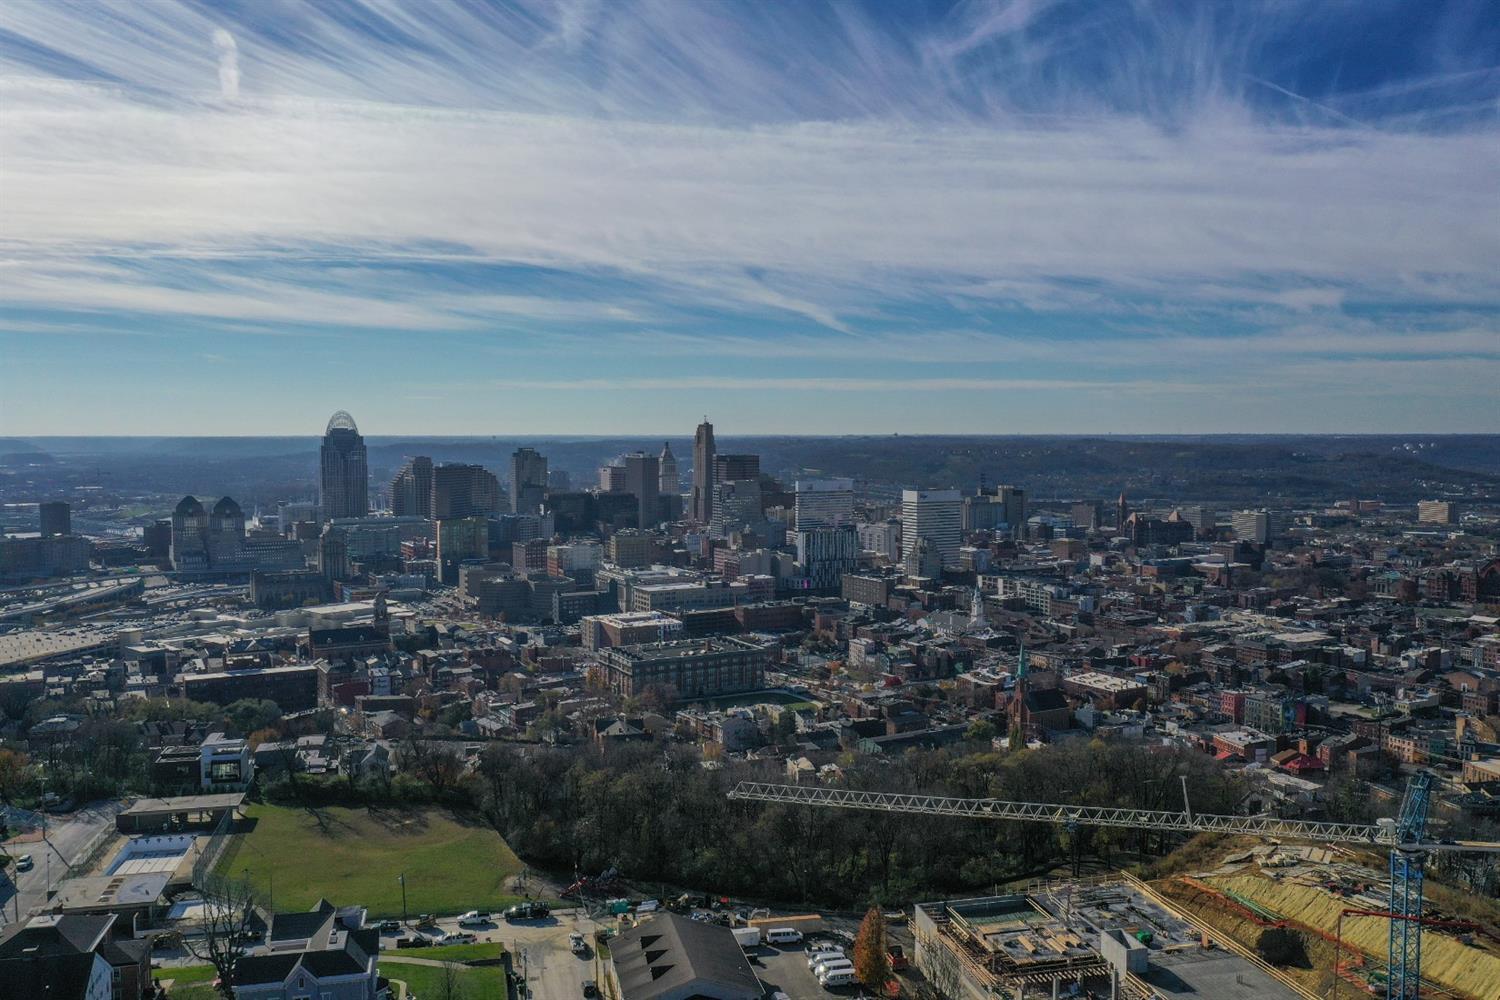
[1025,687,1069,713]
[0,952,97,1000]
[238,902,376,988]
[269,899,337,943]
[610,913,761,1000]
[0,914,118,1000]
[0,913,114,959]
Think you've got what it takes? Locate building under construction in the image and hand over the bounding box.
[912,876,1305,1000]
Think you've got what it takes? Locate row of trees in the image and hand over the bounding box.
[469,737,1243,907]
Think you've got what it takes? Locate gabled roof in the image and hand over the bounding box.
[1024,688,1069,713]
[269,898,337,943]
[0,913,118,1000]
[610,913,761,1000]
[237,901,376,989]
[0,913,114,960]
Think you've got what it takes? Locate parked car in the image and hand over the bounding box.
[636,899,660,914]
[765,927,804,946]
[396,936,431,949]
[504,902,550,921]
[819,968,857,988]
[582,981,598,998]
[887,944,909,970]
[569,932,587,955]
[377,920,401,933]
[458,911,491,928]
[811,954,850,978]
[15,855,33,872]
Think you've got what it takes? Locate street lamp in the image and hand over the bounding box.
[398,873,408,927]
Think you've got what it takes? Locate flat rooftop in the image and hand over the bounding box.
[1142,948,1300,1000]
[1034,883,1300,1000]
[1067,671,1141,692]
[118,793,245,816]
[53,872,172,911]
[183,663,318,682]
[590,611,682,625]
[612,637,762,660]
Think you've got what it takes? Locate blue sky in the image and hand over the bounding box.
[1,0,1497,435]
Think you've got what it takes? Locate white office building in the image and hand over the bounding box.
[901,489,963,569]
[794,478,854,530]
[857,519,901,561]
[1232,509,1271,544]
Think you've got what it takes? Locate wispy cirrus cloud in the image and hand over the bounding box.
[0,0,1496,434]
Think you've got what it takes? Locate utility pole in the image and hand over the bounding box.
[398,873,408,927]
[40,777,50,898]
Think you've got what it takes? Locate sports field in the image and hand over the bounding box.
[218,803,526,918]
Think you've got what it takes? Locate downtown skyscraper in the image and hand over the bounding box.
[319,410,368,520]
[391,455,434,517]
[510,447,548,513]
[692,417,715,525]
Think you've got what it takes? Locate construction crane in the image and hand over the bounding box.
[727,775,1500,999]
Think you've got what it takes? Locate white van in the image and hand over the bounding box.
[765,927,803,945]
[820,969,857,988]
[814,958,854,979]
[809,949,846,971]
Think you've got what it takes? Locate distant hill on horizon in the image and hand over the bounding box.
[3,434,1497,510]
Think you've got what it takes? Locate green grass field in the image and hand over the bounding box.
[386,941,505,962]
[156,964,217,998]
[217,803,526,918]
[381,960,506,999]
[158,946,505,996]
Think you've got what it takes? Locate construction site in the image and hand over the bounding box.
[1157,842,1500,1000]
[913,874,1309,1000]
[729,775,1500,1000]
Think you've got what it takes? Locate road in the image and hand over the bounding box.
[0,800,124,928]
[381,908,604,1000]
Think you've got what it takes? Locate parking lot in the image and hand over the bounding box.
[745,925,917,1000]
[751,941,855,1000]
[380,907,605,1000]
[374,908,918,1000]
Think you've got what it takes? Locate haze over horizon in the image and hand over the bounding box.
[2,1,1498,435]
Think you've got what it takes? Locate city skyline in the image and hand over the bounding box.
[2,1,1498,435]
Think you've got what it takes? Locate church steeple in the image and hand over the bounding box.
[1010,638,1030,748]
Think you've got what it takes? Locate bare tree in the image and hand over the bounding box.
[404,737,464,796]
[181,873,260,999]
[434,960,468,1000]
